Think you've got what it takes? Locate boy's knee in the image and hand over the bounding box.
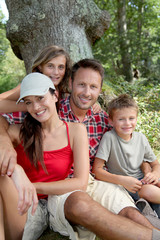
[139,185,153,201]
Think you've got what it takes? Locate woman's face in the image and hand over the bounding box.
[24,92,57,123]
[39,55,66,87]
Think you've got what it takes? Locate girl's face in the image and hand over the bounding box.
[24,92,57,123]
[39,55,66,87]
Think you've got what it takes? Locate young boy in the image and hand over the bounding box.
[92,94,160,204]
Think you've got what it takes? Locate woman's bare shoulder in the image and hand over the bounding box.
[67,121,86,132]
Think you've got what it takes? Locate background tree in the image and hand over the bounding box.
[5,0,110,73]
[0,9,25,93]
[93,0,160,84]
[117,0,133,82]
[93,0,160,152]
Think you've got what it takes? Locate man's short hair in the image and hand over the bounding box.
[71,58,104,86]
[108,94,139,120]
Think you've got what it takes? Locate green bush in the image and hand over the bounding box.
[102,76,160,155]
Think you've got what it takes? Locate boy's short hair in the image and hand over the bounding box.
[108,94,138,119]
[71,58,104,87]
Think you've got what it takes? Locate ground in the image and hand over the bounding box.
[39,228,101,240]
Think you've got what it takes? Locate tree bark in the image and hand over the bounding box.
[5,0,110,73]
[117,0,133,82]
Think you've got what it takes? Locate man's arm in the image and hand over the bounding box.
[0,115,17,176]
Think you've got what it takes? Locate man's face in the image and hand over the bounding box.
[70,67,102,110]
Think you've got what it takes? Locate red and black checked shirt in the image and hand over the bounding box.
[1,112,26,124]
[59,96,112,168]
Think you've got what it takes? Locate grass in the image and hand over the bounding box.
[39,228,101,240]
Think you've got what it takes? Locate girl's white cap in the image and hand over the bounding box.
[16,73,55,104]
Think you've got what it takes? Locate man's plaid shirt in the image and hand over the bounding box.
[1,112,26,124]
[1,96,111,168]
[59,96,111,167]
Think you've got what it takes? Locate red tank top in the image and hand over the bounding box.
[16,122,73,198]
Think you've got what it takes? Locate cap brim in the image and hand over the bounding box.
[16,86,53,104]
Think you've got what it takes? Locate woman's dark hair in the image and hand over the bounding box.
[19,88,55,172]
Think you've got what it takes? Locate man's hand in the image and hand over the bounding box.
[12,164,38,215]
[0,115,17,176]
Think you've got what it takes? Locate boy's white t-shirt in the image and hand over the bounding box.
[96,129,156,179]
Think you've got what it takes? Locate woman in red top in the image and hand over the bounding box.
[0,72,89,240]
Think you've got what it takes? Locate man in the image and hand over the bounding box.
[0,59,159,240]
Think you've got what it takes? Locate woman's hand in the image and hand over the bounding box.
[11,165,38,215]
[92,102,102,113]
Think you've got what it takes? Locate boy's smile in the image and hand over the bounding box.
[110,107,137,141]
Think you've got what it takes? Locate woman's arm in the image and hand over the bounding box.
[0,84,21,100]
[34,123,90,195]
[11,164,38,215]
[0,99,27,113]
[92,157,142,193]
[1,124,38,215]
[0,84,27,113]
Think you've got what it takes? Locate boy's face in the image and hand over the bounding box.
[109,107,137,141]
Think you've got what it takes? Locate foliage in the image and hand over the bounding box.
[92,0,160,154]
[93,0,160,84]
[0,10,9,66]
[102,76,160,155]
[0,10,25,93]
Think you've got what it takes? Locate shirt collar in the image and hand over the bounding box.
[60,96,94,121]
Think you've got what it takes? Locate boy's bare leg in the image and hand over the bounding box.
[64,191,153,240]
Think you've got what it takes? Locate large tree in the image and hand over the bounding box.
[5,0,110,73]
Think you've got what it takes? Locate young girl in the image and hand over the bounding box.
[0,45,72,113]
[0,72,89,240]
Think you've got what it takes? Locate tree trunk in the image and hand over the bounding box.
[117,0,133,82]
[5,0,110,73]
